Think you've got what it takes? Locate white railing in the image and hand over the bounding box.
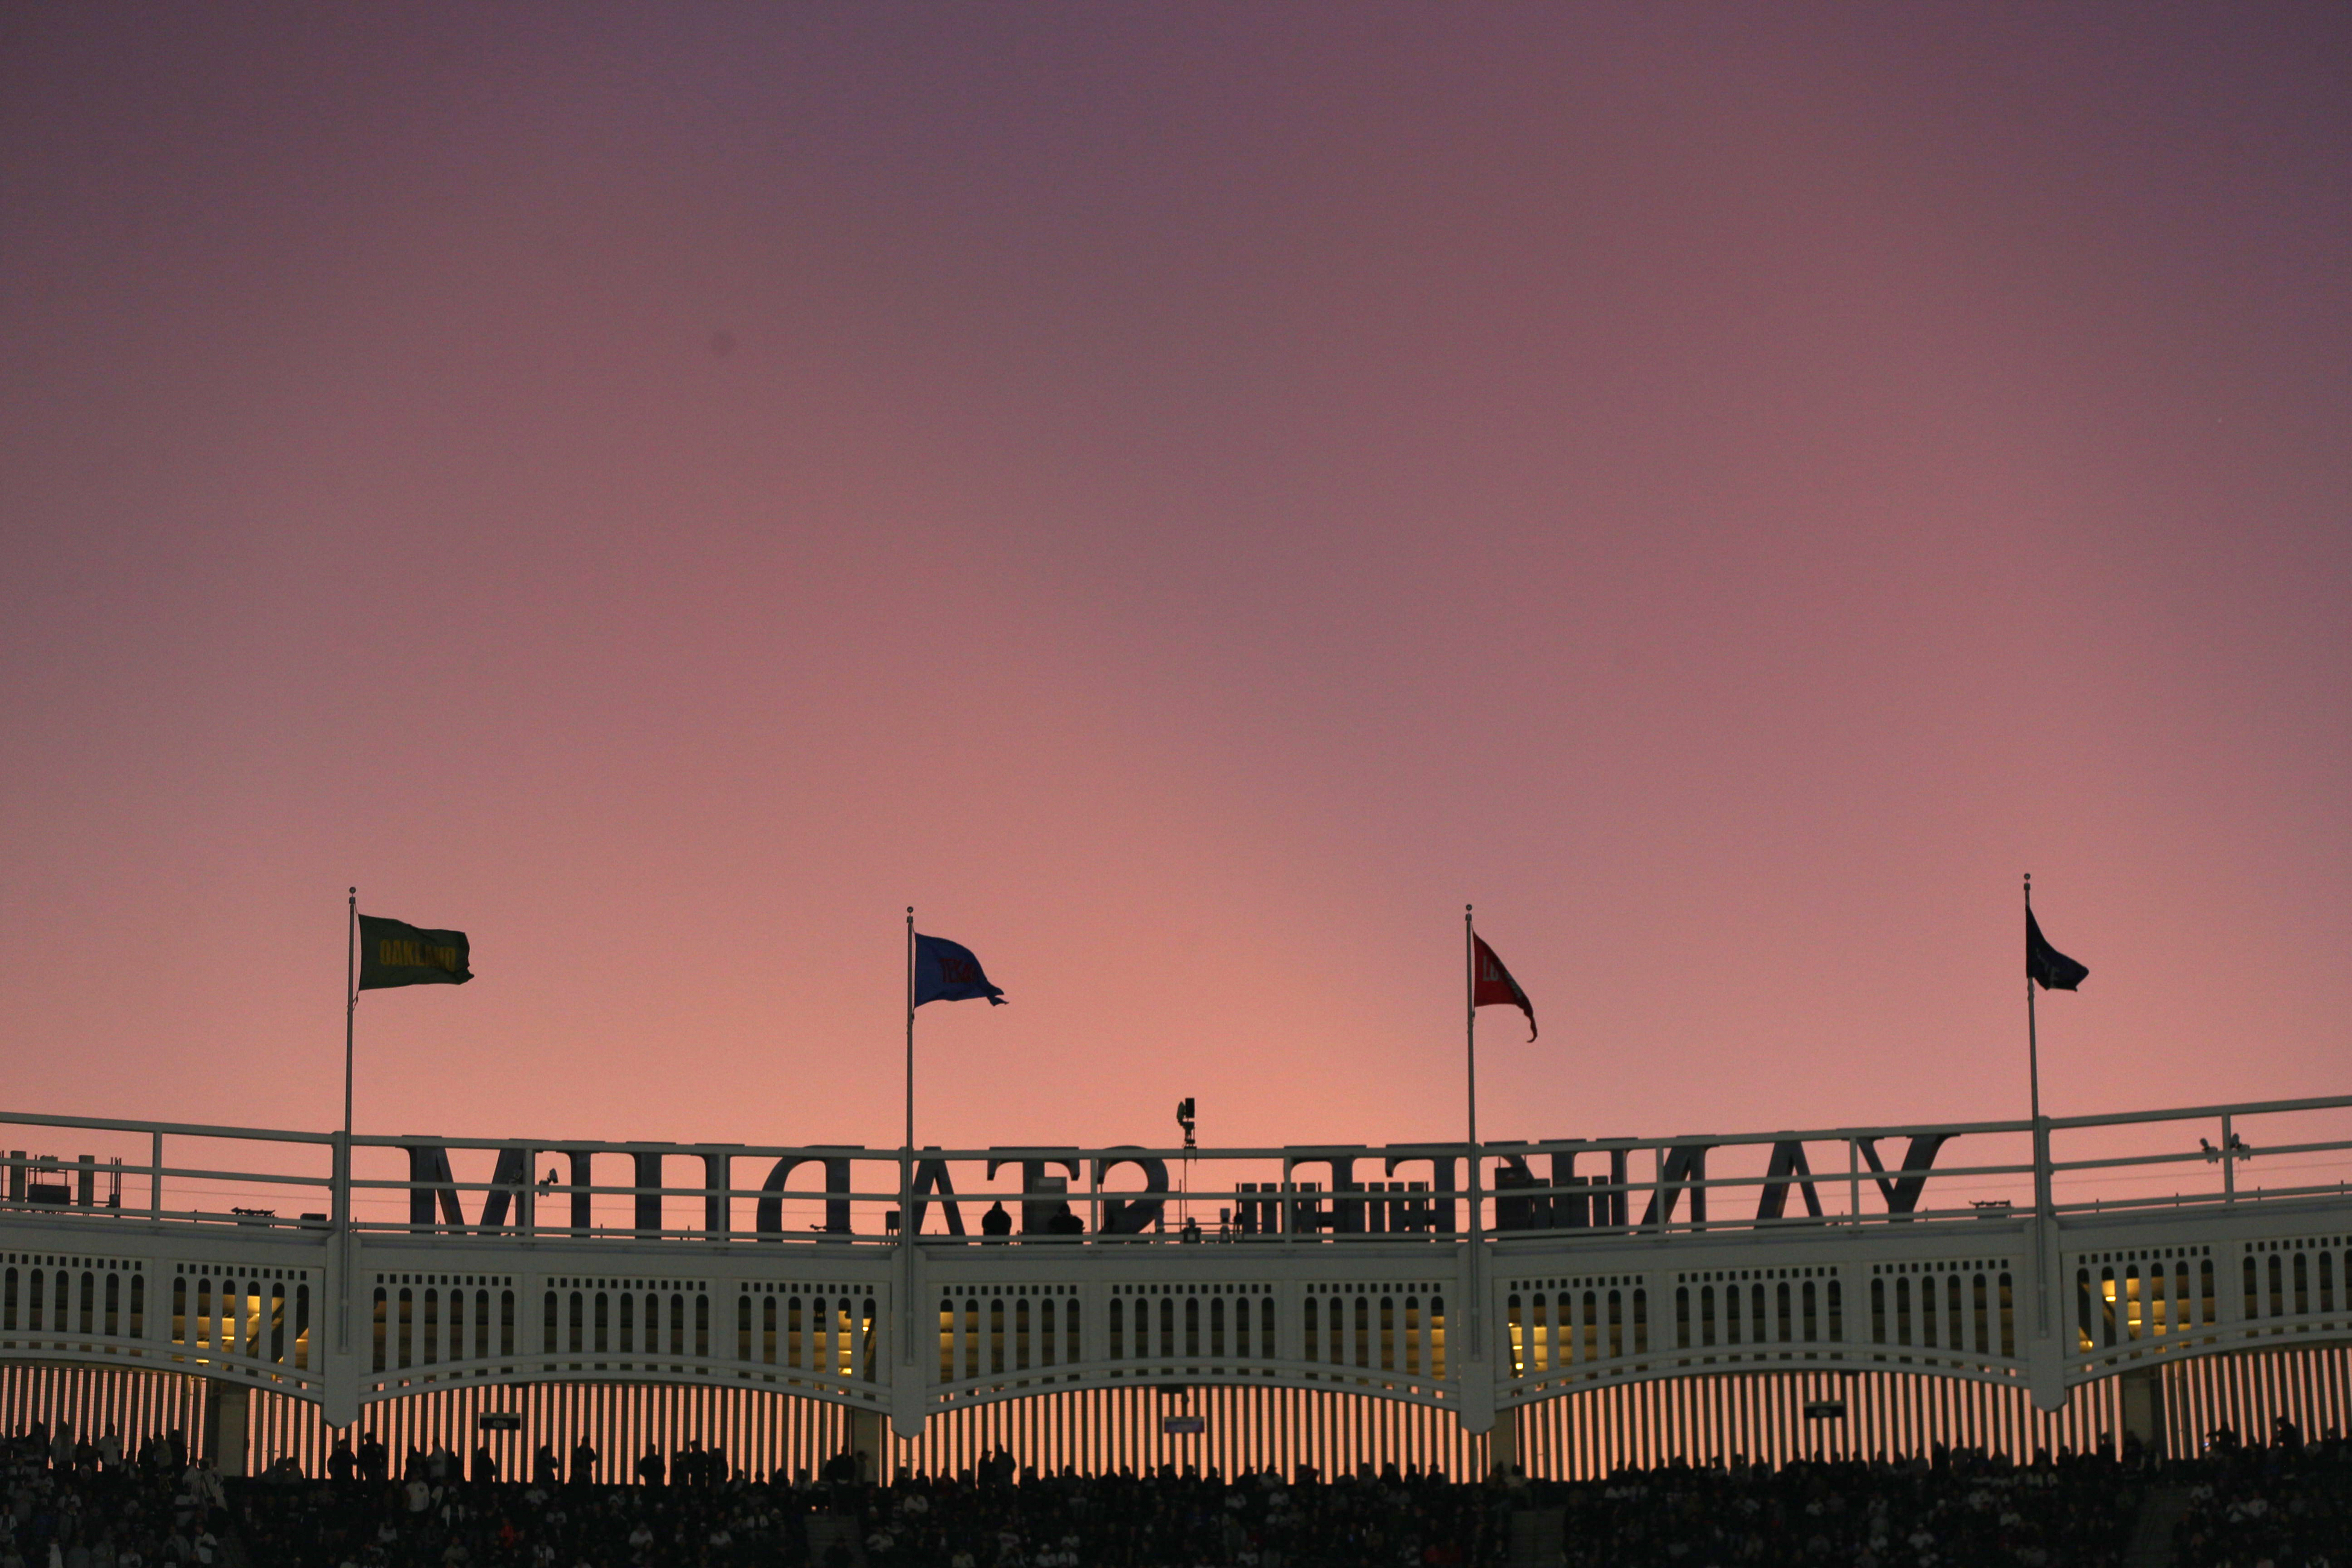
[1,1093,2348,1434]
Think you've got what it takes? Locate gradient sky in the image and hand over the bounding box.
[3,5,2347,1167]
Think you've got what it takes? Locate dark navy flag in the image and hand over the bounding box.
[914,934,1005,1007]
[2026,910,2088,991]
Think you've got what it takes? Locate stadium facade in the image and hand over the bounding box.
[3,1093,2349,1478]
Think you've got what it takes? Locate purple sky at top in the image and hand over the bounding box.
[2,5,2346,1158]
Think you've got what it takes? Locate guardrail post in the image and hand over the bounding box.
[331,1132,350,1340]
[1650,1146,1665,1235]
[514,1147,535,1233]
[633,1150,665,1238]
[703,1152,733,1240]
[2033,1116,2053,1220]
[1454,1224,1494,1436]
[321,1129,361,1429]
[567,1151,595,1235]
[1465,1143,1486,1369]
[202,1379,250,1477]
[2024,1113,2066,1411]
[890,1218,928,1440]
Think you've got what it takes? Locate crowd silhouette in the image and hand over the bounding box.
[2171,1420,2352,1568]
[0,1417,2347,1566]
[0,1422,227,1566]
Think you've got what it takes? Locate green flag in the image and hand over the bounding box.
[357,914,472,990]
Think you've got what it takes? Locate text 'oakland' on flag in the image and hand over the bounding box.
[1472,934,1536,1041]
[914,934,1005,1007]
[357,914,472,990]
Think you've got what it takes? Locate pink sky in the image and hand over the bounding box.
[2,6,2347,1167]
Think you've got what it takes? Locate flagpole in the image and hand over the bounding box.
[337,887,356,1360]
[905,908,915,1169]
[2025,873,2052,1346]
[900,908,916,1368]
[1464,905,1479,1153]
[344,888,357,1143]
[2025,873,2040,1136]
[2025,873,2053,1221]
[1464,904,1484,1365]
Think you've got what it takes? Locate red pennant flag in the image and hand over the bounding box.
[1472,934,1537,1041]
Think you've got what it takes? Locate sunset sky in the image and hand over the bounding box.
[3,5,2347,1168]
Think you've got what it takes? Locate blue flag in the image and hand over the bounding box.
[2026,910,2088,991]
[914,934,1006,1007]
